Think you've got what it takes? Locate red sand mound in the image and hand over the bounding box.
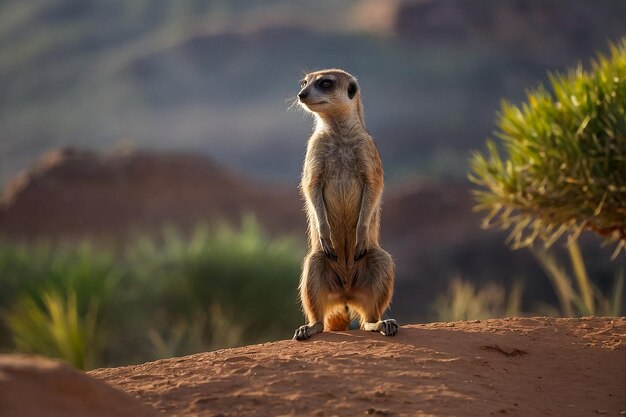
[90,317,626,417]
[0,355,156,417]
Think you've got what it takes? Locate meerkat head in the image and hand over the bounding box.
[297,69,362,125]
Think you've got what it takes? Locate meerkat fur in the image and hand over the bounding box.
[293,68,398,341]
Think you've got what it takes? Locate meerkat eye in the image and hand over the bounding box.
[347,81,358,99]
[318,79,333,89]
[300,80,307,88]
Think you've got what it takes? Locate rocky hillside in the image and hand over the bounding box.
[6,317,621,417]
[2,0,625,184]
[0,147,302,240]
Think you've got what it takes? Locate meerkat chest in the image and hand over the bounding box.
[322,140,362,212]
[324,140,360,179]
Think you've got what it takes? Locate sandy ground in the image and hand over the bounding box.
[89,317,626,417]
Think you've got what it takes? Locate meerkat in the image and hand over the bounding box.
[293,68,398,341]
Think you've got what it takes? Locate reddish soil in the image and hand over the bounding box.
[0,355,156,417]
[89,317,626,417]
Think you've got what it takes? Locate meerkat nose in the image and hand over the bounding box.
[298,91,308,100]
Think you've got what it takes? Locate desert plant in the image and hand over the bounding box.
[6,291,98,369]
[470,40,626,255]
[0,242,122,350]
[0,242,122,311]
[433,278,523,322]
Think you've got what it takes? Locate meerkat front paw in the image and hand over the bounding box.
[320,237,338,260]
[354,240,367,261]
[379,319,399,336]
[354,225,369,261]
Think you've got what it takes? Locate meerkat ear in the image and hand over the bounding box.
[347,81,358,99]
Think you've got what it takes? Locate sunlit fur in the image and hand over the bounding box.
[293,69,397,340]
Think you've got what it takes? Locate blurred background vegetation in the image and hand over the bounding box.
[0,217,304,369]
[0,1,624,369]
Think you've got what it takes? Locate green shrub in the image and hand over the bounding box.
[0,217,304,368]
[0,242,121,352]
[470,40,626,254]
[0,242,121,309]
[7,291,98,370]
[125,216,304,359]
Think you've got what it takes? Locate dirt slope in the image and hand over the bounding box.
[0,355,156,417]
[90,317,626,417]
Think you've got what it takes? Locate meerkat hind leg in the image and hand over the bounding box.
[294,252,336,341]
[293,322,323,340]
[355,248,398,336]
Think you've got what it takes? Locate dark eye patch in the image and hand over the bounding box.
[300,80,307,88]
[316,79,334,89]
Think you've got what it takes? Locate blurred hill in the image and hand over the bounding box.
[3,148,618,319]
[1,0,625,186]
[0,148,302,239]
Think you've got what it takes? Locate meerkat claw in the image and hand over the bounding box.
[354,247,367,261]
[293,325,312,341]
[321,240,338,260]
[380,319,399,336]
[324,249,338,261]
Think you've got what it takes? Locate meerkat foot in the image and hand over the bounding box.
[293,322,323,341]
[380,319,399,336]
[363,319,399,336]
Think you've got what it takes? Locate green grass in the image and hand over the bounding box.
[7,290,98,369]
[433,278,523,322]
[0,217,303,369]
[533,238,624,317]
[124,216,304,358]
[0,241,126,368]
[434,238,624,323]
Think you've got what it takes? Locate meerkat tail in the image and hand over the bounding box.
[325,305,350,331]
